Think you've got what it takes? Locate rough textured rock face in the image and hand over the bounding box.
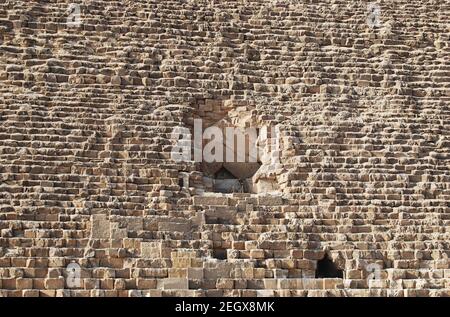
[0,0,449,297]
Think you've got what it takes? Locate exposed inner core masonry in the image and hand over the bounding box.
[0,0,448,299]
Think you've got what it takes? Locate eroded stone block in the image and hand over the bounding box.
[141,242,162,258]
[91,214,110,239]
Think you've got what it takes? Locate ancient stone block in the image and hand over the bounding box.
[16,278,33,290]
[216,278,234,289]
[91,214,110,239]
[187,268,204,280]
[193,196,229,206]
[141,242,161,258]
[136,278,157,290]
[127,218,143,231]
[159,278,189,290]
[44,278,65,290]
[158,222,189,232]
[0,0,448,299]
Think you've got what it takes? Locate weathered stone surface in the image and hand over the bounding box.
[159,278,189,290]
[141,242,162,259]
[91,215,111,239]
[0,0,448,298]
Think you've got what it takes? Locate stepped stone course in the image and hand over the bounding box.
[0,0,449,297]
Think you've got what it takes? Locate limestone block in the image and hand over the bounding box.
[323,278,344,289]
[187,268,204,280]
[168,268,187,278]
[387,290,404,297]
[172,258,191,268]
[250,249,265,259]
[16,278,33,290]
[346,269,363,279]
[281,259,296,269]
[193,196,229,206]
[245,241,258,250]
[22,290,40,297]
[296,259,315,270]
[273,269,288,279]
[368,279,388,289]
[91,214,110,239]
[171,250,197,258]
[158,222,189,232]
[44,278,65,290]
[387,269,406,280]
[159,278,188,290]
[254,268,266,279]
[129,290,143,297]
[126,218,143,231]
[100,279,114,290]
[0,0,448,299]
[111,75,122,86]
[257,290,275,297]
[136,279,157,290]
[257,195,283,206]
[263,279,277,289]
[84,279,99,289]
[290,249,303,259]
[110,223,127,239]
[227,249,239,259]
[47,268,61,278]
[234,279,247,289]
[444,269,450,278]
[303,250,325,260]
[216,278,234,289]
[301,278,318,290]
[141,242,161,258]
[114,279,126,290]
[277,279,295,289]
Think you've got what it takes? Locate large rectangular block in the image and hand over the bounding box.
[188,268,204,280]
[257,195,283,206]
[141,242,161,258]
[323,278,344,289]
[126,218,143,231]
[193,196,229,206]
[23,290,40,297]
[296,259,315,270]
[263,279,277,289]
[172,258,191,268]
[369,279,388,289]
[171,250,197,258]
[136,278,157,290]
[110,223,127,239]
[301,278,319,290]
[250,249,265,259]
[158,222,189,232]
[257,290,275,297]
[234,279,247,289]
[387,269,406,280]
[203,262,232,279]
[216,278,234,289]
[91,214,110,239]
[159,278,189,290]
[16,278,33,290]
[168,268,187,278]
[273,269,288,279]
[44,278,65,290]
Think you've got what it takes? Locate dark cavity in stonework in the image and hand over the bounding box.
[315,253,343,278]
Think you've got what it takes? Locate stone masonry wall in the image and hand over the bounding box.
[0,0,449,297]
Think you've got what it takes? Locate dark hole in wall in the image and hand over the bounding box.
[315,253,343,278]
[212,248,227,260]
